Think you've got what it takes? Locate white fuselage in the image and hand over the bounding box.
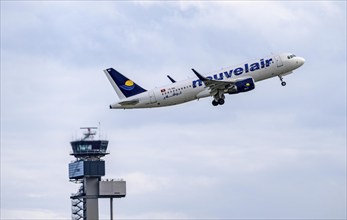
[110,53,305,109]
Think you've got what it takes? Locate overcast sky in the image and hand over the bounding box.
[1,1,346,219]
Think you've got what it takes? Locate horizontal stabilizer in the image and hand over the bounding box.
[119,99,139,106]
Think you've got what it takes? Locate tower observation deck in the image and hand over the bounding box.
[70,127,109,159]
[69,127,126,220]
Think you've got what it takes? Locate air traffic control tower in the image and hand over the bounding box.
[69,127,126,220]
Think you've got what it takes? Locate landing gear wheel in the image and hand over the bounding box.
[212,100,219,106]
[218,99,225,105]
[279,76,286,86]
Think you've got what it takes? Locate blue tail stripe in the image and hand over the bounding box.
[107,68,147,98]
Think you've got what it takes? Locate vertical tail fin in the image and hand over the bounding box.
[104,68,147,99]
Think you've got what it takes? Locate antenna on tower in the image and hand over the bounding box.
[80,127,97,140]
[98,122,101,140]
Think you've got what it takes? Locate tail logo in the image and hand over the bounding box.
[120,80,135,91]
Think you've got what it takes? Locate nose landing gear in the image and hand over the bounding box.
[279,75,286,86]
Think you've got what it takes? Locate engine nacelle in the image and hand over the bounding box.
[228,78,255,94]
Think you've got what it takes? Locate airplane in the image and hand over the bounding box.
[104,52,305,109]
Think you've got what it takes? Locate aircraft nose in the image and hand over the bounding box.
[297,57,305,66]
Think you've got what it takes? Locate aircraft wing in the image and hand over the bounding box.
[192,69,236,95]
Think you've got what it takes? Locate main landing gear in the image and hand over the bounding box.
[278,75,286,86]
[212,99,225,106]
[212,91,225,106]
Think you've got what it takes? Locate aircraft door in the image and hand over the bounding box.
[275,55,283,67]
[149,91,157,104]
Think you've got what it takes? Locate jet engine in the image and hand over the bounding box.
[228,78,255,94]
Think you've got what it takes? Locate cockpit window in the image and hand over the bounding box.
[287,54,296,59]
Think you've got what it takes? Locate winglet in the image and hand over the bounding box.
[167,75,176,83]
[192,69,207,81]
